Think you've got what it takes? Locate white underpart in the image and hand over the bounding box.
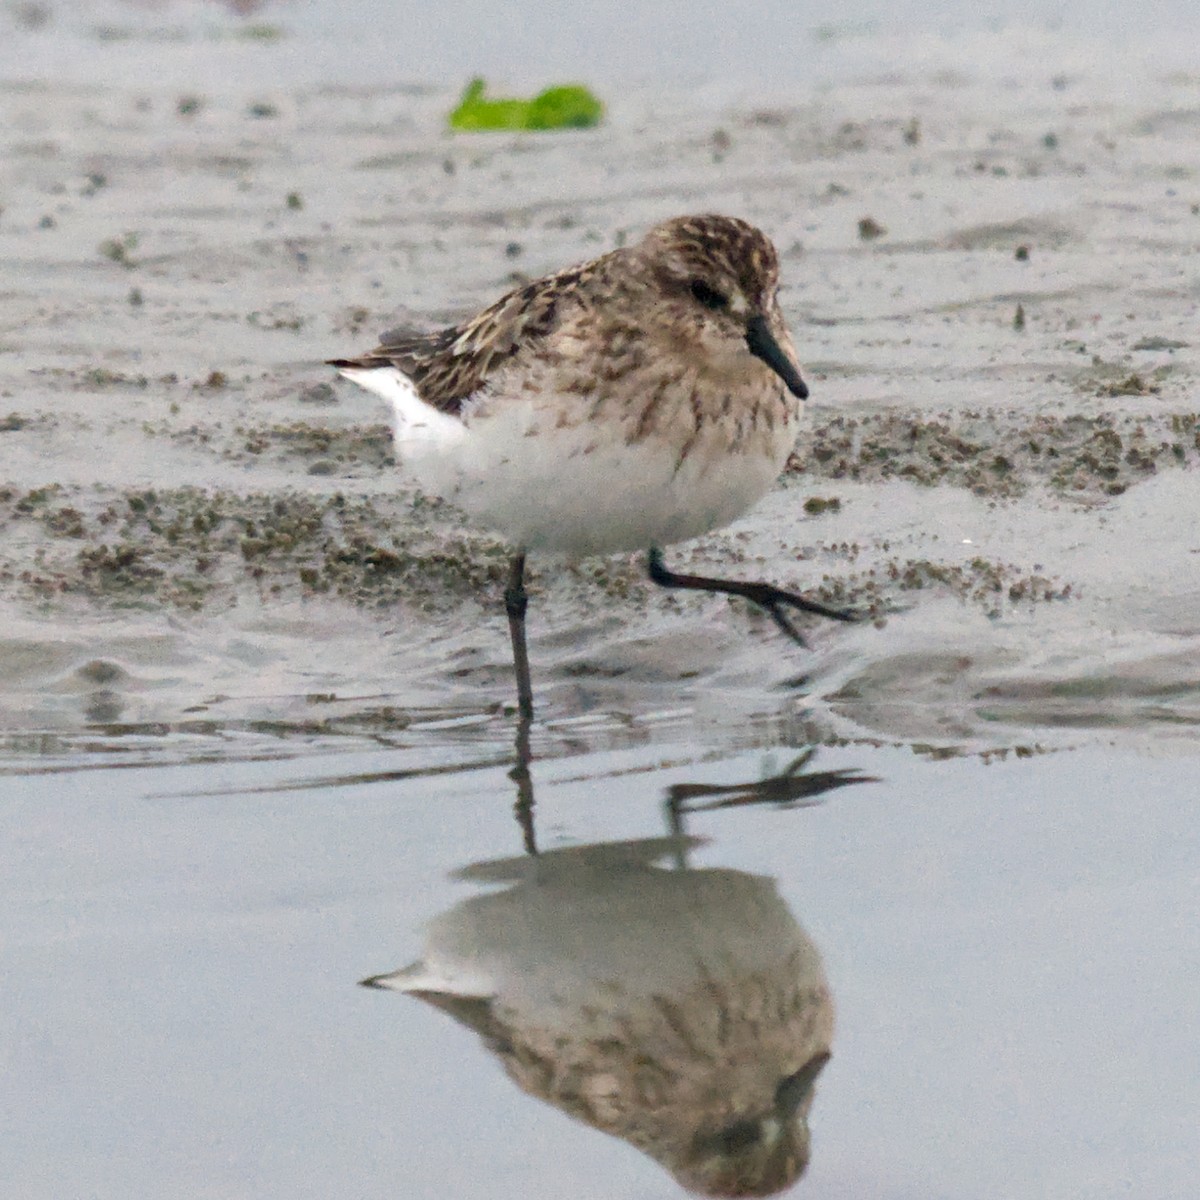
[339,364,797,558]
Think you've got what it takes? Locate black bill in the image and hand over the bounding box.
[746,314,808,400]
[775,1051,832,1118]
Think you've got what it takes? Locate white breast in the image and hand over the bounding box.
[337,365,798,557]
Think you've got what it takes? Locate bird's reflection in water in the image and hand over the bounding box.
[363,746,875,1196]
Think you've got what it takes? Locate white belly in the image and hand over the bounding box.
[448,396,795,556]
[341,365,798,557]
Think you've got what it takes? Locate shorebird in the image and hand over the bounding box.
[362,839,834,1196]
[329,214,854,718]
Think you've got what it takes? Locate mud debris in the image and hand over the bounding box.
[800,410,1200,499]
[0,485,508,613]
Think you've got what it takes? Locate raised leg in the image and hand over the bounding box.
[504,552,535,723]
[647,547,857,646]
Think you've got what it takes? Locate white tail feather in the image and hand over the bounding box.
[336,366,465,448]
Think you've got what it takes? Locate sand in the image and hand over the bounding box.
[2,12,1199,751]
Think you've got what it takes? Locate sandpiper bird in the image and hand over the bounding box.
[329,215,854,719]
[362,839,834,1196]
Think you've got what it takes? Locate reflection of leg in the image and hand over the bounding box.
[509,709,537,855]
[647,547,857,645]
[505,552,534,723]
[662,791,691,871]
[666,749,877,815]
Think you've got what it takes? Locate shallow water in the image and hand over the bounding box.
[3,2,1200,1196]
[5,726,1199,1198]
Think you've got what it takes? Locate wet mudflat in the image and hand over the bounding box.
[4,15,1200,743]
[2,4,1200,1197]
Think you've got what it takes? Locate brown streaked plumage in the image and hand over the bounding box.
[329,261,591,416]
[328,215,800,419]
[328,215,856,721]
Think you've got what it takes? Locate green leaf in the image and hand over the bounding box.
[526,85,604,130]
[448,77,604,132]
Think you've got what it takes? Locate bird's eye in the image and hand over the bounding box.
[710,1120,762,1155]
[689,279,729,311]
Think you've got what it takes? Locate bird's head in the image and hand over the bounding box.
[635,214,808,401]
[674,1051,831,1197]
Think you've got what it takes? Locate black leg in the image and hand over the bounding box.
[647,547,857,646]
[504,551,536,853]
[504,552,535,723]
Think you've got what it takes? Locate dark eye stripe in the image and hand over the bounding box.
[689,279,729,311]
